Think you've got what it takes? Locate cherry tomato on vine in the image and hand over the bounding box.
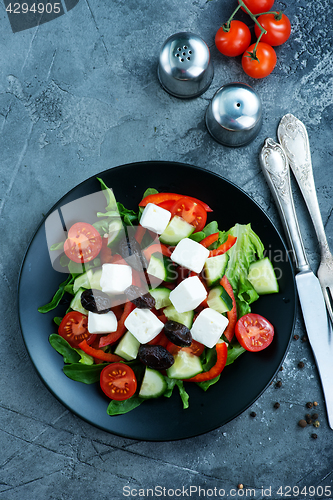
[215,20,251,57]
[240,0,274,15]
[235,313,274,352]
[255,13,291,46]
[242,42,277,79]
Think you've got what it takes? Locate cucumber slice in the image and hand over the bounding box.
[89,269,103,290]
[107,218,125,247]
[139,367,167,399]
[207,285,233,314]
[147,254,175,283]
[149,287,172,310]
[73,270,94,294]
[163,305,194,329]
[204,253,229,287]
[70,288,89,315]
[248,257,279,294]
[159,216,194,245]
[166,350,203,379]
[114,331,140,361]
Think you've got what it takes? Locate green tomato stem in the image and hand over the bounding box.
[223,4,242,31]
[237,0,267,59]
[254,10,283,20]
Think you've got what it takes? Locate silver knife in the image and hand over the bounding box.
[260,138,333,430]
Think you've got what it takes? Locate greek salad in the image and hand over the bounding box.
[39,178,279,415]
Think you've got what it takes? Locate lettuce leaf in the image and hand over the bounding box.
[225,223,264,316]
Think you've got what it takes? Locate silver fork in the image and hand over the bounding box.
[278,113,333,325]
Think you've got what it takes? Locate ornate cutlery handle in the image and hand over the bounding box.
[259,138,310,273]
[278,114,331,259]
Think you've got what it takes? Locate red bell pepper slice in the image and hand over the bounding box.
[185,342,228,382]
[200,232,219,248]
[147,331,169,347]
[139,193,213,212]
[209,235,237,257]
[143,243,172,260]
[99,301,135,347]
[78,340,123,362]
[220,275,237,342]
[135,225,146,245]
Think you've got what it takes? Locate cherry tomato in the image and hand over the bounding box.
[100,363,137,401]
[235,313,274,352]
[64,222,102,264]
[242,43,277,79]
[166,340,205,357]
[240,0,274,15]
[215,21,251,57]
[255,13,291,46]
[58,311,94,348]
[170,198,207,233]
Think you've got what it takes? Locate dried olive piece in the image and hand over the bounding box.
[138,345,174,370]
[81,288,112,314]
[118,236,148,271]
[164,320,192,347]
[124,285,156,309]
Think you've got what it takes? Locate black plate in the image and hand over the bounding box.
[18,161,296,441]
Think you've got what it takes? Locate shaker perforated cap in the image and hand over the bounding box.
[205,83,262,147]
[158,32,214,99]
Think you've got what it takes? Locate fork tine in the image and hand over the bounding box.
[322,286,333,326]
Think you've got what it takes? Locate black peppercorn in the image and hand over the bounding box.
[293,334,299,340]
[250,411,256,418]
[274,402,280,409]
[305,414,312,424]
[298,361,305,368]
[312,413,319,420]
[301,335,308,342]
[311,433,318,439]
[275,380,282,388]
[279,366,284,371]
[306,402,313,409]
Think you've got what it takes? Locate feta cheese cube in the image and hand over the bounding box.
[171,238,210,273]
[124,308,164,343]
[88,310,117,334]
[191,308,229,348]
[100,263,132,294]
[169,276,207,313]
[139,203,171,234]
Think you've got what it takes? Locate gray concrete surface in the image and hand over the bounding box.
[1,0,333,498]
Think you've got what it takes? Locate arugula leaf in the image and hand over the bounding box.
[225,342,246,366]
[163,377,189,409]
[107,397,144,415]
[189,221,219,243]
[50,241,65,251]
[49,334,81,364]
[63,363,108,384]
[96,177,118,212]
[53,316,62,326]
[117,202,138,226]
[142,188,159,199]
[38,275,74,313]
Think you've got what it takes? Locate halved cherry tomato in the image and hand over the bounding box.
[209,235,237,257]
[220,275,237,343]
[64,222,102,264]
[139,193,213,212]
[166,340,205,357]
[58,311,94,348]
[240,0,274,15]
[171,198,207,233]
[100,363,137,401]
[235,313,274,352]
[215,21,251,57]
[157,200,176,211]
[185,342,228,382]
[78,340,123,363]
[254,12,291,47]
